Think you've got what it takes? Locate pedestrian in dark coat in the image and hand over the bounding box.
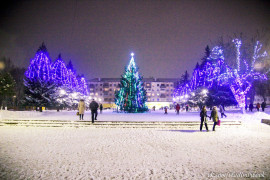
[164,107,168,114]
[200,106,209,131]
[211,106,219,131]
[256,103,260,111]
[90,99,99,123]
[249,103,254,112]
[261,102,266,112]
[100,104,103,114]
[176,104,180,115]
[219,105,227,118]
[185,104,189,112]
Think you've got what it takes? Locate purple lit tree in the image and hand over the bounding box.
[24,43,89,110]
[24,43,57,110]
[173,39,268,113]
[51,54,68,86]
[25,43,51,81]
[77,76,89,95]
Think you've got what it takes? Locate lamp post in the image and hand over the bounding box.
[13,95,16,109]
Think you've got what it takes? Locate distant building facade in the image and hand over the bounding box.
[87,78,179,109]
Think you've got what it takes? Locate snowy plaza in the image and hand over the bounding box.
[0,109,269,179]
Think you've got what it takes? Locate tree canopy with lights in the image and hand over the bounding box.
[174,39,268,112]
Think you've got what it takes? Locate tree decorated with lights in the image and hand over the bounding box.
[173,39,268,112]
[115,53,148,113]
[77,75,89,95]
[51,54,68,86]
[24,43,89,109]
[24,43,57,109]
[227,39,268,111]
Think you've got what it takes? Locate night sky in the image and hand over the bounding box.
[0,0,269,79]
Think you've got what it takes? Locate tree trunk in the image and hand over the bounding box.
[242,106,246,114]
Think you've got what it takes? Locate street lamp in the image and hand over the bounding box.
[13,95,16,108]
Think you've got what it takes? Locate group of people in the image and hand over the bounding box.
[200,106,220,131]
[246,102,266,112]
[78,99,103,123]
[164,104,189,114]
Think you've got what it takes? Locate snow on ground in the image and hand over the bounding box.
[0,110,270,179]
[1,108,270,122]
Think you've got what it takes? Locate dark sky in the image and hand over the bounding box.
[0,0,269,79]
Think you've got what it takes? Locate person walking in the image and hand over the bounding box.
[211,106,219,131]
[185,104,189,112]
[249,103,254,112]
[100,104,103,114]
[219,104,227,118]
[164,107,168,114]
[245,104,248,111]
[78,99,86,120]
[176,104,180,115]
[200,106,209,131]
[90,99,99,123]
[261,101,266,112]
[256,103,260,112]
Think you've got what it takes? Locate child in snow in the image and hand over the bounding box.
[210,106,219,131]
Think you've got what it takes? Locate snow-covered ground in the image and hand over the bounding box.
[0,110,270,179]
[1,108,270,122]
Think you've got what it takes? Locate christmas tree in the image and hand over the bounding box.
[51,54,68,86]
[77,75,89,95]
[115,53,148,113]
[25,43,51,81]
[24,43,57,110]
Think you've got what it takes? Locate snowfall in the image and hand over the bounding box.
[0,109,269,179]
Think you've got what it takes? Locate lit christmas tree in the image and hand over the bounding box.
[115,53,148,113]
[24,43,57,110]
[77,75,89,95]
[25,43,51,81]
[24,43,89,109]
[51,54,68,86]
[67,69,78,90]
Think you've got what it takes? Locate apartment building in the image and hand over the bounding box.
[87,78,179,109]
